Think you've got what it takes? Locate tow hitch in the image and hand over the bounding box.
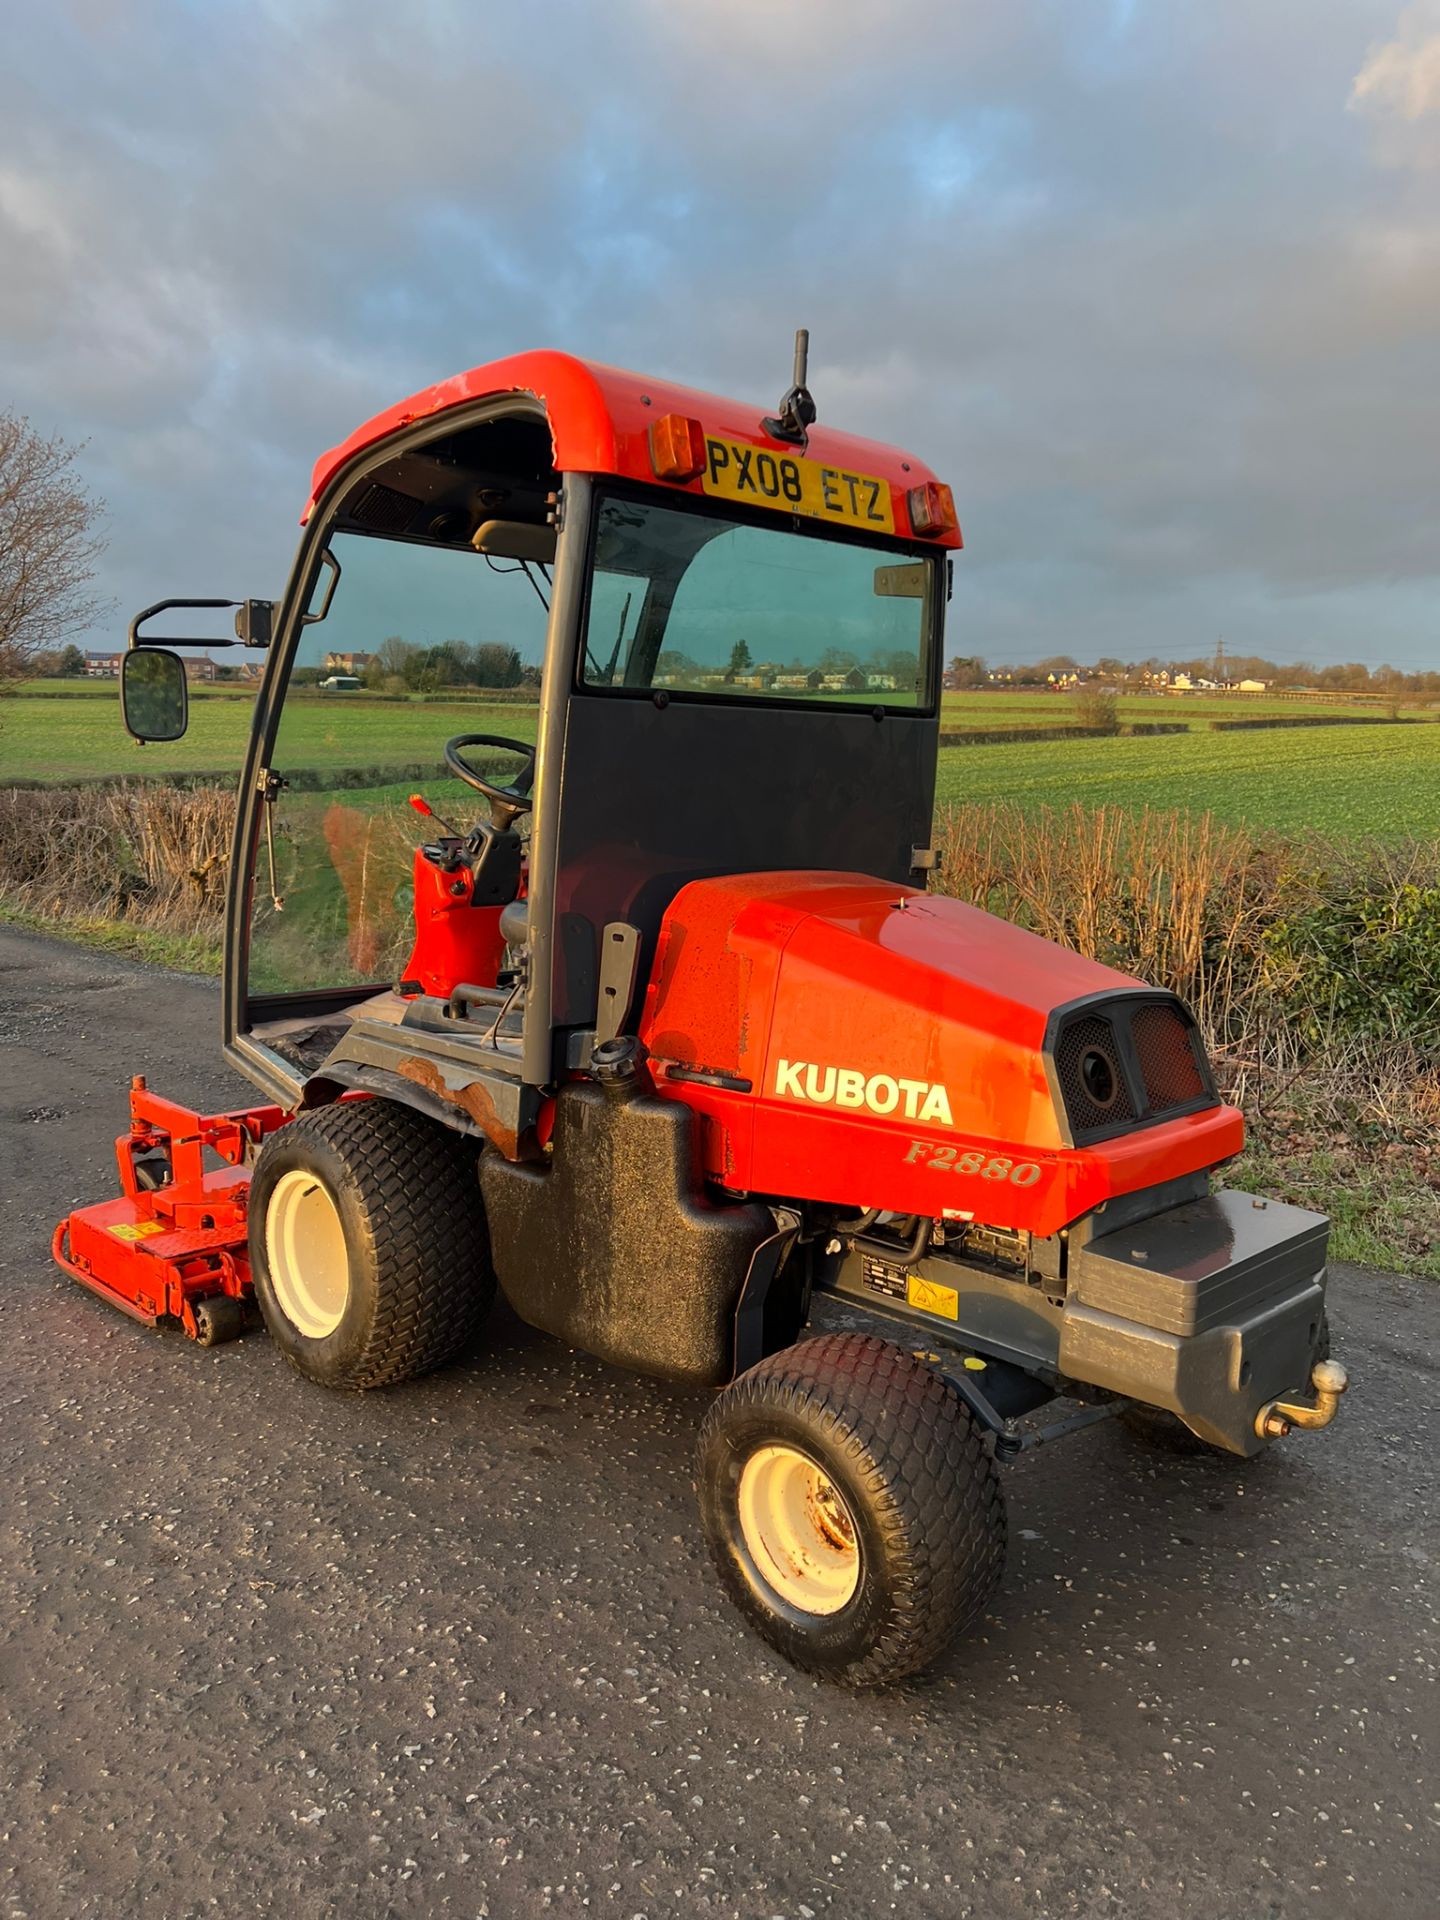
[1255,1359,1350,1440]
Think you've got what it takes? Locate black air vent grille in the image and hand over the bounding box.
[1132,1001,1207,1109]
[1050,995,1217,1143]
[349,481,420,534]
[1054,1015,1135,1135]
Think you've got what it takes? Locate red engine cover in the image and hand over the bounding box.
[638,872,1242,1236]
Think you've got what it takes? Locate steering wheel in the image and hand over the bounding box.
[443,733,536,829]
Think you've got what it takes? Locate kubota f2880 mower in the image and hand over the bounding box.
[57,337,1347,1686]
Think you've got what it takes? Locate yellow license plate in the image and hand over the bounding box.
[701,434,894,534]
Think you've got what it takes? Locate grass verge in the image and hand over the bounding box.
[0,899,222,975]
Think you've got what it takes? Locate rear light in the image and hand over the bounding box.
[906,480,958,538]
[649,413,707,483]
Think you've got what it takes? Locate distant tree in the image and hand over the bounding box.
[0,412,108,686]
[58,642,87,677]
[1075,685,1120,733]
[724,639,753,683]
[472,642,522,688]
[878,649,919,685]
[374,634,418,680]
[946,655,986,689]
[655,650,699,683]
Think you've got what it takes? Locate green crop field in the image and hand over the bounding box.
[938,689,1384,728]
[4,682,1437,838]
[0,685,538,785]
[932,719,1440,837]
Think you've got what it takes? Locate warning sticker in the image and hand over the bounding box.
[906,1275,959,1321]
[108,1220,166,1242]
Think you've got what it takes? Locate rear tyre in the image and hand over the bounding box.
[249,1099,495,1390]
[696,1332,1007,1687]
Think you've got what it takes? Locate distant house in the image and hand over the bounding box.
[84,651,121,677]
[1237,678,1267,693]
[182,655,220,682]
[324,651,372,675]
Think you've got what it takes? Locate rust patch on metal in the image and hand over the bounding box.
[394,1055,520,1159]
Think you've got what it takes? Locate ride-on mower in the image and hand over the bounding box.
[56,337,1347,1686]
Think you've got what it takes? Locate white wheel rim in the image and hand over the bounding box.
[736,1444,860,1615]
[266,1168,350,1340]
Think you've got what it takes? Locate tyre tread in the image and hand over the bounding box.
[256,1099,495,1390]
[699,1331,1007,1686]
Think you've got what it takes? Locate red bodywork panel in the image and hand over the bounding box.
[303,350,962,548]
[399,842,509,1000]
[53,1082,289,1337]
[639,874,1244,1238]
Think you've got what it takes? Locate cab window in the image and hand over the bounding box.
[580,495,937,708]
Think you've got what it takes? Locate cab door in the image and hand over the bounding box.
[232,527,547,1093]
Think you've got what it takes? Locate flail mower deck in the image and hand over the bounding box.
[54,1079,286,1345]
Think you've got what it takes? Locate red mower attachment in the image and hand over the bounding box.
[52,1077,288,1345]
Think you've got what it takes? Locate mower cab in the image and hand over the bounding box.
[64,340,1346,1687]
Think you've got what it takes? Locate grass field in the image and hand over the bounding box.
[932,720,1440,836]
[5,682,1436,837]
[0,686,540,784]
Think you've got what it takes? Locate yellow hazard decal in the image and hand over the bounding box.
[701,435,895,533]
[109,1220,166,1242]
[907,1275,959,1321]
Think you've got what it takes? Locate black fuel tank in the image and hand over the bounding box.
[478,1080,772,1386]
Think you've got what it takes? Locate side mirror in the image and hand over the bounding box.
[122,648,189,742]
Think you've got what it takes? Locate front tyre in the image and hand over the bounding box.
[249,1099,495,1390]
[696,1333,1006,1687]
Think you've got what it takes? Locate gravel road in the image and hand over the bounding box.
[0,925,1434,1919]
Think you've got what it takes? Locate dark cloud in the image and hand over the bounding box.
[1,0,1436,667]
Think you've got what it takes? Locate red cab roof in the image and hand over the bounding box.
[303,349,961,547]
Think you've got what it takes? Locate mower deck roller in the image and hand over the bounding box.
[57,338,1348,1686]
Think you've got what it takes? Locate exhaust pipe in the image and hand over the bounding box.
[1255,1359,1349,1440]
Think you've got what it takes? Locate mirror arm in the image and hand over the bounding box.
[128,598,240,651]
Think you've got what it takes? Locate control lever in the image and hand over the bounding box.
[409,792,464,839]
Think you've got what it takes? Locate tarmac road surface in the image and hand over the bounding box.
[0,925,1435,1920]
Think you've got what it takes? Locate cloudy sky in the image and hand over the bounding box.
[3,0,1438,670]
